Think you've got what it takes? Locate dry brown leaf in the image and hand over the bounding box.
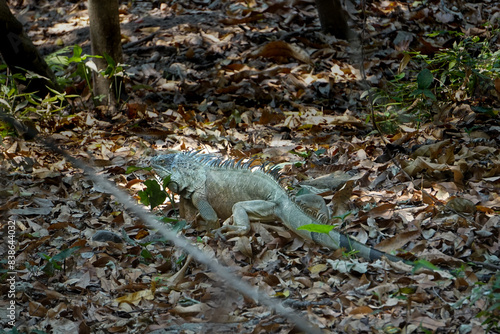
[29,301,48,317]
[367,203,396,219]
[376,230,421,253]
[349,305,373,315]
[308,263,328,274]
[115,289,155,306]
[330,180,354,218]
[249,40,311,64]
[235,236,253,258]
[169,303,211,317]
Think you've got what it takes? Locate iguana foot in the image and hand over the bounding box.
[213,218,251,238]
[213,229,227,241]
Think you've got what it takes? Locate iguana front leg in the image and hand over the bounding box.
[218,200,278,237]
[178,197,220,230]
[191,192,219,230]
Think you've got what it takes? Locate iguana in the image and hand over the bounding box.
[150,151,404,263]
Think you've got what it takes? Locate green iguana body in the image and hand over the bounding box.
[150,151,403,263]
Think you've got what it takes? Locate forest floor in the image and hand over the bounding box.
[1,0,500,333]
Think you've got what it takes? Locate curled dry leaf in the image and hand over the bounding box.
[249,40,312,64]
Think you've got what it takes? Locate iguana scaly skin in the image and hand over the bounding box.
[150,151,403,263]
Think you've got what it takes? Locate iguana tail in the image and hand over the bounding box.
[308,229,402,263]
[279,201,403,263]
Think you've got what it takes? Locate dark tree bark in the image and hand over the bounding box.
[0,0,61,97]
[315,0,354,40]
[88,0,123,110]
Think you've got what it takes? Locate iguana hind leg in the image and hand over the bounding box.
[218,200,278,237]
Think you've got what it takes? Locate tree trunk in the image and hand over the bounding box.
[88,0,122,110]
[315,0,354,40]
[0,0,61,97]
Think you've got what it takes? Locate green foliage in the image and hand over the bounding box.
[297,214,361,259]
[125,165,152,174]
[161,217,187,233]
[297,223,335,234]
[371,27,500,133]
[0,46,87,136]
[0,45,128,138]
[452,275,500,332]
[410,68,436,100]
[140,248,153,260]
[137,176,188,241]
[0,66,31,134]
[46,45,128,105]
[101,52,127,104]
[138,179,167,210]
[0,328,20,334]
[415,33,500,103]
[46,45,97,89]
[38,246,80,276]
[411,258,439,273]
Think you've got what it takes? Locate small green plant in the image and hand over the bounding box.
[46,45,128,106]
[87,52,128,104]
[138,179,168,210]
[45,45,96,90]
[136,175,187,235]
[127,167,180,219]
[409,68,436,101]
[38,246,80,276]
[0,46,85,136]
[476,276,500,332]
[451,275,500,332]
[103,53,127,103]
[371,26,500,132]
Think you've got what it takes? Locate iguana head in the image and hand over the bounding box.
[150,154,176,177]
[150,154,181,192]
[150,153,206,197]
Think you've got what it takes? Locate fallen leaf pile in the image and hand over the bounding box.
[1,0,499,333]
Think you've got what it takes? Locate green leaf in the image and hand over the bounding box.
[426,31,441,37]
[394,72,406,80]
[139,179,167,209]
[172,219,186,233]
[138,190,150,207]
[412,259,439,273]
[39,253,52,261]
[398,286,417,295]
[448,59,456,69]
[409,88,423,97]
[422,89,436,100]
[162,175,171,189]
[471,106,498,117]
[126,165,151,174]
[72,45,82,58]
[290,149,311,158]
[51,246,81,262]
[416,68,433,89]
[297,223,335,234]
[141,248,153,260]
[103,53,116,68]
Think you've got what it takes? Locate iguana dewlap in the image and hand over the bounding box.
[150,151,402,263]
